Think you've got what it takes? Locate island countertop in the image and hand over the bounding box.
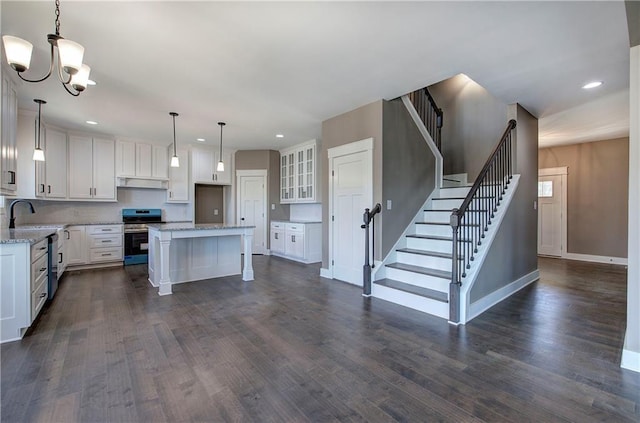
[0,227,59,245]
[147,223,255,232]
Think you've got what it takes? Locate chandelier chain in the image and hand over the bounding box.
[55,0,61,36]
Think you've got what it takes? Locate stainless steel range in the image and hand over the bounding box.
[122,208,163,265]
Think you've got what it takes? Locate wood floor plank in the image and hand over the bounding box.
[1,256,639,422]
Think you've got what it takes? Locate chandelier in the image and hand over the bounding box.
[2,0,91,96]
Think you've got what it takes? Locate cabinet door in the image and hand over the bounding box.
[298,145,315,201]
[152,145,168,179]
[270,229,285,254]
[116,140,136,177]
[285,230,305,258]
[136,143,152,177]
[92,138,116,200]
[280,154,289,202]
[167,146,189,202]
[68,135,94,199]
[66,226,87,265]
[1,73,18,193]
[191,147,214,183]
[44,128,67,198]
[280,150,295,203]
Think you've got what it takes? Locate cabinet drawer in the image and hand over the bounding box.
[89,247,123,263]
[31,239,48,261]
[31,277,48,321]
[87,225,122,235]
[31,253,48,289]
[88,234,122,248]
[285,223,304,233]
[271,222,284,230]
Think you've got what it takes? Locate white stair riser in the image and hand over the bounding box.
[406,237,452,253]
[437,187,471,198]
[385,267,450,292]
[415,224,451,237]
[431,198,464,210]
[396,251,452,271]
[372,284,449,319]
[423,211,451,223]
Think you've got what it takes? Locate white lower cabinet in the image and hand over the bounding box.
[0,238,49,343]
[65,224,123,268]
[270,221,321,264]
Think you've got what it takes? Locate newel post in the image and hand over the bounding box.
[449,210,461,324]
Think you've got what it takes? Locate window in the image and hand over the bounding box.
[538,180,553,197]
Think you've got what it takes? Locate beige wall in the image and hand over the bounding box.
[539,138,629,258]
[321,101,384,268]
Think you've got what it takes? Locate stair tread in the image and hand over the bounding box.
[416,221,480,227]
[433,196,492,200]
[406,234,471,242]
[375,278,448,303]
[386,262,452,279]
[423,209,487,212]
[396,248,464,260]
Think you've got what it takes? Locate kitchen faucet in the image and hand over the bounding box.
[8,200,35,229]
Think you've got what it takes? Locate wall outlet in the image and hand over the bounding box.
[214,209,219,216]
[271,203,275,210]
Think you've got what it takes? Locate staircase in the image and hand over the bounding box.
[372,184,471,319]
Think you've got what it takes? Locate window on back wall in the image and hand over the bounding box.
[538,180,553,197]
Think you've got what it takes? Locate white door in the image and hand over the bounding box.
[538,174,563,256]
[238,174,266,254]
[330,142,372,286]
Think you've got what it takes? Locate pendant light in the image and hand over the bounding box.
[33,99,46,161]
[2,0,91,96]
[170,112,180,168]
[217,122,226,172]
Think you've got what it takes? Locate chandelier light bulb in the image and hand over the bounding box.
[2,35,33,72]
[70,64,91,91]
[56,39,84,75]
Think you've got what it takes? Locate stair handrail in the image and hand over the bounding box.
[361,203,382,297]
[408,87,443,152]
[449,119,517,323]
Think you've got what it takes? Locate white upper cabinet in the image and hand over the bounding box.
[39,127,67,199]
[68,136,116,201]
[1,70,18,194]
[280,139,319,203]
[191,146,232,185]
[167,145,189,203]
[116,140,169,180]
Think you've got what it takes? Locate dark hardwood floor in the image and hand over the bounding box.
[1,256,638,422]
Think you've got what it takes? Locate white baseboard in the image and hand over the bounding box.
[320,267,332,279]
[562,253,627,266]
[467,270,540,322]
[622,332,640,372]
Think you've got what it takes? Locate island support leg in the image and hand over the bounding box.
[242,232,254,281]
[158,239,173,295]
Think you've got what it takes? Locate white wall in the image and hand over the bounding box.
[623,45,640,372]
[10,188,190,226]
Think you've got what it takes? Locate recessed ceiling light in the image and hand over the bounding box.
[197,138,205,142]
[276,134,284,138]
[582,81,603,89]
[87,79,96,86]
[86,120,98,125]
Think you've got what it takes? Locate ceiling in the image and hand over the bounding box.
[1,1,631,151]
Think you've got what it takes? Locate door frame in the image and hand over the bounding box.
[236,169,268,255]
[326,138,374,281]
[538,166,568,257]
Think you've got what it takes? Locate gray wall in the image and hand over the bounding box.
[235,149,290,248]
[470,104,539,303]
[381,98,436,258]
[429,74,509,181]
[321,101,384,268]
[539,138,629,258]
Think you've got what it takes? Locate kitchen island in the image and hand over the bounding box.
[147,223,255,295]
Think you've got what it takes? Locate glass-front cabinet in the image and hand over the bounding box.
[280,139,319,204]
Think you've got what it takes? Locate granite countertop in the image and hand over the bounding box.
[0,227,58,245]
[147,222,255,232]
[272,220,322,224]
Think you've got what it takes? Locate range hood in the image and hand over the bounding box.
[116,176,169,189]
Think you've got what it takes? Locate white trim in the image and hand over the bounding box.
[327,138,374,283]
[538,166,568,176]
[236,169,268,255]
[622,334,640,372]
[538,167,568,258]
[562,253,628,266]
[320,268,333,278]
[401,95,443,188]
[467,269,540,322]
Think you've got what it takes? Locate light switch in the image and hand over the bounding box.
[387,200,392,210]
[214,209,219,215]
[271,204,276,210]
[533,201,537,210]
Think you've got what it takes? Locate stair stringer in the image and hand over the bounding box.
[401,95,443,189]
[457,174,521,324]
[371,190,437,282]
